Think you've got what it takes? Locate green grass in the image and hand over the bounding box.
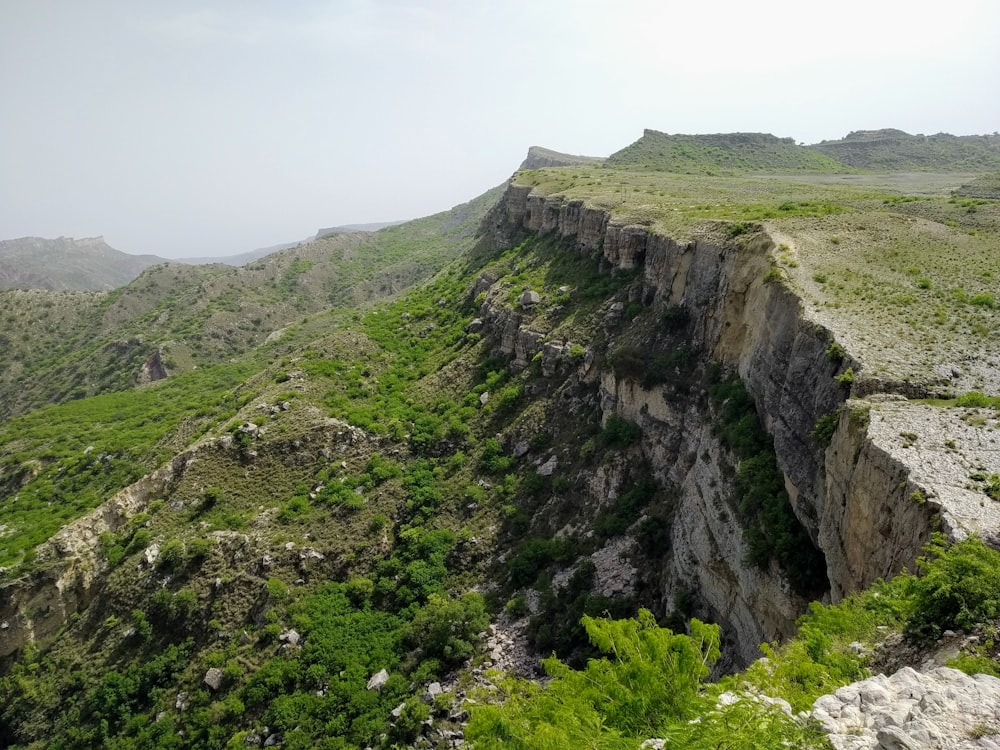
[605,130,847,174]
[0,362,259,569]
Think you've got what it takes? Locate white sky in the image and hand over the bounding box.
[2,0,998,259]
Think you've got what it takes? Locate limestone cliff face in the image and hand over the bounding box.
[481,179,975,660]
[600,375,807,664]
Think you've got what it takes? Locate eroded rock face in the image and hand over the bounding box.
[485,179,1000,661]
[0,417,382,672]
[0,447,199,668]
[600,374,807,666]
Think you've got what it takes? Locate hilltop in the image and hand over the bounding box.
[605,129,846,173]
[520,146,605,170]
[0,236,168,291]
[807,128,1000,170]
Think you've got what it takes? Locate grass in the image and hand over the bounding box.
[0,362,259,569]
[513,166,1000,394]
[605,130,848,174]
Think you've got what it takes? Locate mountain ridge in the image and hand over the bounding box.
[0,236,169,291]
[1,131,1000,748]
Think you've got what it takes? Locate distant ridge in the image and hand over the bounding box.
[180,223,405,266]
[0,236,168,291]
[605,130,845,173]
[520,146,605,170]
[806,129,1000,170]
[314,221,404,239]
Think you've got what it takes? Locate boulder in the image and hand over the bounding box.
[203,668,224,691]
[519,290,541,308]
[366,669,389,691]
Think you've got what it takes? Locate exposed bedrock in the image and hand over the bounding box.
[484,180,998,661]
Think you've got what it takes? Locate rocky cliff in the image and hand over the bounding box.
[0,448,199,669]
[479,180,999,662]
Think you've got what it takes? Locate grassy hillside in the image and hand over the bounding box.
[605,129,846,174]
[807,129,1000,171]
[955,171,1000,199]
[0,186,502,419]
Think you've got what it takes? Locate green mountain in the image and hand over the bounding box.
[0,236,169,291]
[605,129,846,173]
[0,186,500,420]
[1,135,1000,749]
[807,128,1000,170]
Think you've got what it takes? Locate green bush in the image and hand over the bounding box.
[467,611,725,748]
[509,537,577,587]
[404,592,489,668]
[812,410,841,447]
[599,415,642,449]
[156,538,185,573]
[908,536,1000,640]
[956,391,992,408]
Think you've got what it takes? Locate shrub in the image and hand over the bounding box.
[404,592,489,667]
[599,415,642,449]
[956,391,992,408]
[157,538,186,573]
[509,537,577,587]
[825,341,846,363]
[811,410,840,447]
[908,536,1000,640]
[661,305,690,331]
[763,267,784,284]
[834,367,854,386]
[971,292,997,309]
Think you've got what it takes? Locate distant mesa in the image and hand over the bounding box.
[520,128,1000,175]
[0,236,169,291]
[179,222,406,267]
[520,146,605,170]
[605,130,844,174]
[313,221,404,239]
[806,129,1000,170]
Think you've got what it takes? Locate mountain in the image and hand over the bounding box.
[1,134,1000,748]
[0,236,169,291]
[179,224,406,267]
[519,146,605,169]
[806,128,1000,170]
[605,129,846,173]
[0,185,502,420]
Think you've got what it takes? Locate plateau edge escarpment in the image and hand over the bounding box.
[2,130,1000,748]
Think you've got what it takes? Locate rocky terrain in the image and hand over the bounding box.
[1,131,999,748]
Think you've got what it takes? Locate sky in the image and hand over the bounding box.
[2,1,999,259]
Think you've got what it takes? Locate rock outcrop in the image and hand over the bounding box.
[481,179,1000,662]
[813,666,1000,749]
[0,448,199,669]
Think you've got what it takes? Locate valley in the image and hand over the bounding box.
[1,130,1000,748]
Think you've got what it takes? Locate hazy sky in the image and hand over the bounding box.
[3,1,999,259]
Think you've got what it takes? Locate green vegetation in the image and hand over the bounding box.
[4,130,1000,750]
[606,130,847,174]
[0,362,257,569]
[468,537,1000,748]
[808,129,1000,171]
[710,376,827,596]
